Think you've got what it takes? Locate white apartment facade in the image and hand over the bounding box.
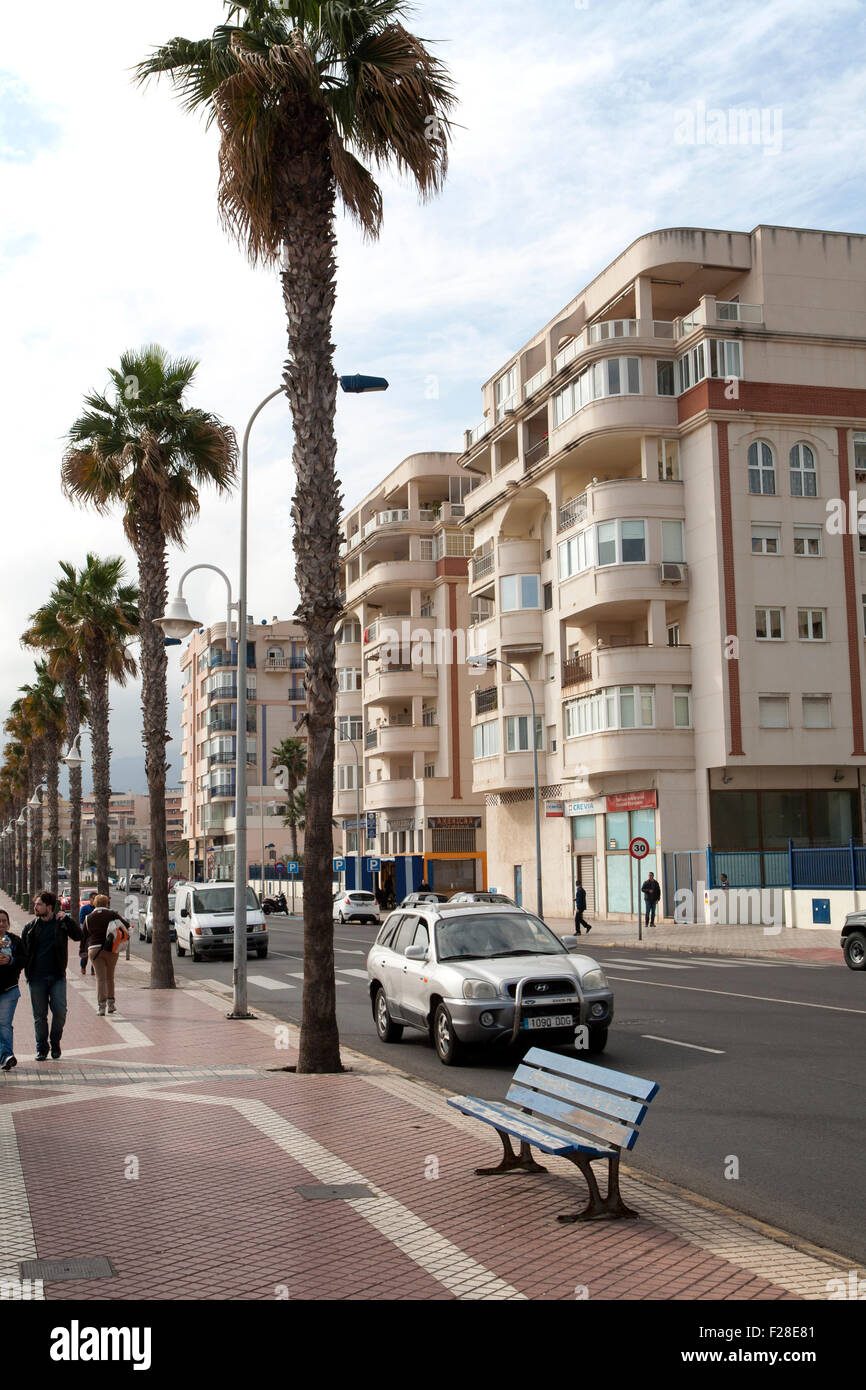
[460,225,866,920]
[179,616,307,882]
[337,452,486,897]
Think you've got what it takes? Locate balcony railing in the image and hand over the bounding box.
[716,301,763,323]
[208,651,236,668]
[422,708,437,726]
[264,657,289,670]
[467,418,491,447]
[558,493,587,532]
[365,729,378,749]
[472,551,495,581]
[474,685,498,715]
[524,436,549,469]
[524,364,550,398]
[652,320,675,338]
[553,319,637,373]
[562,653,593,686]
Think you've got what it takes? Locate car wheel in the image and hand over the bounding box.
[176,937,186,957]
[138,927,144,941]
[433,1003,465,1066]
[373,987,403,1043]
[257,947,268,959]
[585,1026,608,1055]
[146,930,152,944]
[843,931,866,970]
[189,940,199,963]
[338,912,347,924]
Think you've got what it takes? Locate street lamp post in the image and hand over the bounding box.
[470,655,543,920]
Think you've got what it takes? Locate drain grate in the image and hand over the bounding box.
[19,1257,115,1281]
[295,1183,375,1202]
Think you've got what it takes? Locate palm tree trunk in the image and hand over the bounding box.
[46,728,59,895]
[135,507,175,990]
[278,116,342,1073]
[63,672,82,918]
[87,654,112,897]
[19,811,27,905]
[288,775,299,861]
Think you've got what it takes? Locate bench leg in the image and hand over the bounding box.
[556,1154,639,1223]
[475,1131,548,1176]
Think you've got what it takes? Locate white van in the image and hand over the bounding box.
[173,883,268,962]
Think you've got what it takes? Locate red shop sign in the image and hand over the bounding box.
[605,790,657,812]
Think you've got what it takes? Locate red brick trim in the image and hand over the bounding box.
[448,583,462,799]
[717,421,745,756]
[679,379,866,424]
[837,427,866,756]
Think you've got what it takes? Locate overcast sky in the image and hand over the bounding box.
[2,0,865,793]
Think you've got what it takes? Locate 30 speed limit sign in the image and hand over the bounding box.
[629,835,650,860]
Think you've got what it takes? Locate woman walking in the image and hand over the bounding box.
[0,908,23,1071]
[81,895,130,1016]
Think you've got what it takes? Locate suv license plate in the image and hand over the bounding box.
[523,1014,574,1030]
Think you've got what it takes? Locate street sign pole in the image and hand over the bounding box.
[629,836,650,942]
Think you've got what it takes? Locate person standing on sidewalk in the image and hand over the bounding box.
[81,895,131,1016]
[573,882,592,935]
[20,891,83,1060]
[641,871,662,929]
[78,891,97,976]
[0,908,23,1072]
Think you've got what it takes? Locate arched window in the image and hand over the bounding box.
[748,441,775,496]
[266,645,284,660]
[789,443,817,497]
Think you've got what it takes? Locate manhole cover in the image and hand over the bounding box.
[19,1257,115,1281]
[295,1183,375,1202]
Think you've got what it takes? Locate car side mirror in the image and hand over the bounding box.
[180,907,189,918]
[561,934,580,950]
[404,944,428,961]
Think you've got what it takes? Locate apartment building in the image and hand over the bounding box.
[58,788,185,868]
[338,452,486,897]
[179,617,307,881]
[459,224,866,920]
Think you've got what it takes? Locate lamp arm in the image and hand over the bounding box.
[177,563,237,646]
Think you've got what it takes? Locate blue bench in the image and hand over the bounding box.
[448,1047,659,1222]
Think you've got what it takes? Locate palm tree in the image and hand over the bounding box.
[22,580,90,918]
[62,347,237,990]
[19,664,66,895]
[4,699,41,900]
[271,736,306,860]
[54,555,139,895]
[137,1,454,1072]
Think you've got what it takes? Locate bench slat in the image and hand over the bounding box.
[523,1047,659,1102]
[507,1083,638,1151]
[511,1063,648,1127]
[447,1095,610,1157]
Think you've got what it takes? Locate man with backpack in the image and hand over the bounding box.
[80,895,131,1016]
[20,890,83,1060]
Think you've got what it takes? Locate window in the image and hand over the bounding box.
[338,620,361,643]
[473,720,499,759]
[558,528,594,578]
[854,432,866,474]
[564,685,654,737]
[798,608,826,641]
[667,623,680,647]
[751,523,781,555]
[661,520,685,563]
[505,716,543,752]
[552,356,641,426]
[759,695,789,729]
[673,686,692,728]
[748,441,775,495]
[337,668,361,692]
[495,364,519,421]
[547,724,557,753]
[803,695,831,728]
[424,763,436,778]
[621,520,646,562]
[755,607,784,640]
[597,519,646,566]
[338,715,362,740]
[543,581,553,611]
[501,574,541,610]
[790,443,817,497]
[676,339,742,394]
[793,525,822,557]
[546,653,556,681]
[656,361,675,396]
[658,438,680,479]
[338,764,360,790]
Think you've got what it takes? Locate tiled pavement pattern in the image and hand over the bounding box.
[0,893,851,1301]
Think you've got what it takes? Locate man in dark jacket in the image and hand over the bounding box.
[641,871,662,928]
[0,908,23,1071]
[20,891,82,1060]
[574,883,591,935]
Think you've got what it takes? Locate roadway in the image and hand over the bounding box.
[119,900,864,1264]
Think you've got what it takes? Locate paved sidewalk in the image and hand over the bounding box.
[0,892,851,1301]
[546,916,840,961]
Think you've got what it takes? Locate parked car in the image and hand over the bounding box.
[127,873,145,894]
[399,892,449,908]
[367,903,613,1065]
[142,876,153,896]
[58,893,72,912]
[333,891,380,924]
[841,911,866,970]
[173,882,268,961]
[448,891,516,905]
[138,894,177,944]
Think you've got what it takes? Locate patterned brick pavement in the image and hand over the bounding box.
[0,892,852,1301]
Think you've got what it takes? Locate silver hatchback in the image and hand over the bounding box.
[366,904,614,1065]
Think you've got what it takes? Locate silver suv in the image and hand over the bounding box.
[366,903,614,1066]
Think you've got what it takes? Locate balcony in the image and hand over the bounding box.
[206,683,257,704]
[346,558,436,605]
[364,666,437,702]
[558,493,588,533]
[208,784,235,801]
[524,435,549,469]
[472,552,494,582]
[499,609,544,651]
[365,728,378,749]
[474,685,498,715]
[465,418,491,450]
[368,723,439,756]
[560,727,693,779]
[559,562,689,619]
[554,319,638,373]
[563,653,593,687]
[363,777,419,811]
[524,365,550,398]
[208,651,236,668]
[716,300,763,324]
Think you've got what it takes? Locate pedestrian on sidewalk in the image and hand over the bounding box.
[641,871,661,929]
[573,882,592,935]
[82,895,131,1016]
[0,908,23,1071]
[79,891,97,976]
[20,890,83,1060]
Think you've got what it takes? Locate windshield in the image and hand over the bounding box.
[192,887,260,914]
[435,912,566,962]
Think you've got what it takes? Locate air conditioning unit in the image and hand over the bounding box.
[659,563,685,583]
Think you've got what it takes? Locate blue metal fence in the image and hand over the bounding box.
[707,841,866,890]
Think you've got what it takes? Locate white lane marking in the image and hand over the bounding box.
[194,977,231,993]
[605,977,866,1015]
[285,972,304,979]
[247,975,296,991]
[594,962,647,971]
[337,968,369,980]
[335,949,365,956]
[611,957,693,970]
[642,1034,725,1054]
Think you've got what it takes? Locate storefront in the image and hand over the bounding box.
[425,817,486,894]
[603,791,658,914]
[568,799,598,912]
